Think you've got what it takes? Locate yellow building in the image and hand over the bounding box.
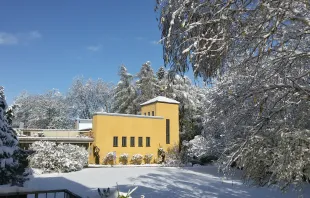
[89,96,179,164]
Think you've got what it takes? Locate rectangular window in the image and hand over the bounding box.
[148,112,150,116]
[122,136,127,147]
[144,113,146,116]
[152,111,154,116]
[166,119,170,144]
[113,136,118,147]
[138,137,143,147]
[146,137,150,147]
[130,137,135,147]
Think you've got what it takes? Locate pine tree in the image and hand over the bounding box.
[156,66,166,81]
[0,86,27,186]
[112,65,138,114]
[135,61,158,106]
[156,66,168,96]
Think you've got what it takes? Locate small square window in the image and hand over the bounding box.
[138,137,143,147]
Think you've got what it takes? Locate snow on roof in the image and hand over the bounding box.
[140,96,180,106]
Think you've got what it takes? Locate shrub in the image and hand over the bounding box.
[119,153,129,165]
[103,152,115,165]
[131,154,143,165]
[157,147,165,163]
[164,144,183,167]
[28,141,88,173]
[144,154,153,164]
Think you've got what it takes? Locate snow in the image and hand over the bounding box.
[0,186,37,193]
[23,166,310,198]
[140,96,180,106]
[88,164,163,168]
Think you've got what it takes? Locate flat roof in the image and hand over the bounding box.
[93,112,164,119]
[15,128,81,132]
[76,119,92,123]
[18,137,94,143]
[140,96,180,106]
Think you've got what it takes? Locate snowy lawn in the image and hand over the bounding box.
[24,166,310,198]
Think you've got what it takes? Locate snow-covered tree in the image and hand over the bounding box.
[135,61,158,107]
[165,74,205,142]
[13,90,71,129]
[183,135,222,159]
[156,66,166,81]
[0,86,27,185]
[112,65,138,114]
[156,0,310,190]
[156,66,168,96]
[67,77,114,119]
[28,141,88,173]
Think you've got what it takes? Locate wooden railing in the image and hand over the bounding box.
[0,189,82,198]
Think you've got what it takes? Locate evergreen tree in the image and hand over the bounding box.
[112,65,138,114]
[156,66,168,96]
[135,61,158,106]
[156,66,166,81]
[0,86,27,186]
[157,67,205,142]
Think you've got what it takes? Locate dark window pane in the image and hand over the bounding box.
[122,137,127,147]
[130,137,135,147]
[148,112,150,116]
[113,136,118,147]
[138,137,143,147]
[152,111,154,116]
[146,137,150,147]
[166,119,170,144]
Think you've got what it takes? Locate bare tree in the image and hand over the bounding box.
[67,77,114,119]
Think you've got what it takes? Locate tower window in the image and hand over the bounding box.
[166,119,170,144]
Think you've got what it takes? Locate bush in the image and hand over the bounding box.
[119,153,129,165]
[164,144,184,167]
[157,147,165,163]
[28,141,88,173]
[131,154,143,165]
[103,152,115,165]
[144,154,153,164]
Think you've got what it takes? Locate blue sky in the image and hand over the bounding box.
[1,1,174,104]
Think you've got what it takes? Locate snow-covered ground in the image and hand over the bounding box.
[23,166,310,198]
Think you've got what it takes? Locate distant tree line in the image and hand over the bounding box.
[11,61,206,143]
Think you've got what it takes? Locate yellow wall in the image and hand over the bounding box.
[90,101,179,165]
[155,102,180,148]
[140,103,156,116]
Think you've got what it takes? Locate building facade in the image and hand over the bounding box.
[89,96,180,164]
